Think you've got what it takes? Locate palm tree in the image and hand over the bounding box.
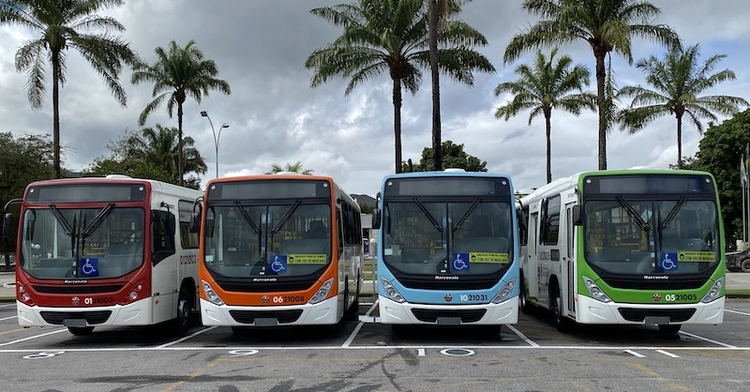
[131,40,231,186]
[129,124,207,186]
[267,162,313,175]
[504,0,680,170]
[0,0,137,178]
[618,43,749,168]
[495,48,596,183]
[305,0,494,173]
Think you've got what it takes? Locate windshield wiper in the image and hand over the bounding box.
[452,198,481,232]
[49,204,73,236]
[234,202,260,233]
[413,198,443,233]
[81,203,114,238]
[660,196,687,229]
[616,196,650,232]
[271,200,301,234]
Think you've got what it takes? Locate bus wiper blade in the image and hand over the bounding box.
[81,203,114,238]
[616,196,650,231]
[413,198,443,233]
[660,196,687,229]
[452,197,481,232]
[49,204,73,236]
[272,200,301,234]
[234,202,260,233]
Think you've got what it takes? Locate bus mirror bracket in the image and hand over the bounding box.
[572,205,583,226]
[372,209,381,229]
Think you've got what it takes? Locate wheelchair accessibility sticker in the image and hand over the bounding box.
[270,256,287,274]
[660,252,678,272]
[287,254,327,264]
[469,252,508,263]
[452,253,470,271]
[80,258,99,277]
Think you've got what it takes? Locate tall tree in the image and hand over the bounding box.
[131,40,231,186]
[0,0,137,178]
[267,161,313,175]
[402,140,487,172]
[494,48,596,183]
[618,43,748,167]
[504,0,680,170]
[305,0,494,174]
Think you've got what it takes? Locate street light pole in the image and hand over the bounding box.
[200,111,229,178]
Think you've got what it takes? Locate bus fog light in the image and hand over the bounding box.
[21,292,31,302]
[583,276,611,303]
[491,278,517,304]
[129,291,138,301]
[701,278,724,303]
[202,280,225,306]
[381,277,405,303]
[308,278,334,305]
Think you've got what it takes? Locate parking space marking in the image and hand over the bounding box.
[156,326,218,349]
[726,308,750,317]
[0,328,67,347]
[656,349,680,358]
[679,331,737,348]
[0,315,17,321]
[341,300,378,348]
[624,349,646,357]
[505,324,540,347]
[0,304,15,308]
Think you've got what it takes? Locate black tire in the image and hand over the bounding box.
[658,324,682,334]
[174,286,192,334]
[519,274,532,315]
[551,289,572,333]
[344,278,359,321]
[742,258,750,273]
[67,326,94,336]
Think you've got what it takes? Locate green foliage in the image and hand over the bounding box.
[84,126,207,190]
[689,109,750,247]
[359,204,374,214]
[402,140,487,172]
[267,162,313,175]
[1,0,137,179]
[305,0,494,173]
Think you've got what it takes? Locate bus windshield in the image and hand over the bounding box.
[20,207,145,279]
[584,198,719,275]
[203,202,332,278]
[382,199,512,276]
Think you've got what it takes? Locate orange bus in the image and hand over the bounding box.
[191,173,363,332]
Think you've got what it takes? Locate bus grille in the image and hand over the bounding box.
[229,309,304,324]
[617,308,696,323]
[32,285,125,294]
[39,311,112,325]
[410,308,487,323]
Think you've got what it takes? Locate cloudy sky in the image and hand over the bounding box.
[1,0,749,196]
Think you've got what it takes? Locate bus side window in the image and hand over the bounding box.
[152,210,176,265]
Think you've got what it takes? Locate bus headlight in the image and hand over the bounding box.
[583,276,612,303]
[380,277,405,303]
[308,278,334,305]
[201,280,225,306]
[700,278,724,304]
[491,278,517,304]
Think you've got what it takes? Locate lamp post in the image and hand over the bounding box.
[200,110,229,178]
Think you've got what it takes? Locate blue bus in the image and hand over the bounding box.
[372,170,520,331]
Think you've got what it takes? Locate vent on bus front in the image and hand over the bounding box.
[39,311,112,325]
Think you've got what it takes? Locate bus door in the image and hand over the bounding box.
[564,202,576,317]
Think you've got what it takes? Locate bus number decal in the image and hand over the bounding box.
[460,294,488,302]
[84,297,114,305]
[665,294,697,302]
[180,254,197,265]
[287,254,326,264]
[469,252,508,263]
[272,295,305,304]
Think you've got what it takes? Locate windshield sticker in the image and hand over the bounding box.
[269,255,287,274]
[469,252,508,263]
[677,251,714,262]
[287,254,327,264]
[80,258,99,277]
[660,252,678,272]
[452,253,470,271]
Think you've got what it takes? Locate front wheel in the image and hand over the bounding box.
[519,274,532,315]
[741,258,750,273]
[68,326,94,336]
[173,287,193,334]
[551,289,572,333]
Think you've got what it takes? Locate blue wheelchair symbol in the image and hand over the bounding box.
[660,252,678,271]
[271,256,287,274]
[452,253,469,271]
[80,258,99,277]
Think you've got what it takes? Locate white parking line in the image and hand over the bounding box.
[341,300,378,348]
[0,316,17,322]
[679,331,738,348]
[505,324,540,347]
[726,308,750,317]
[156,326,218,348]
[624,349,646,357]
[656,349,680,358]
[0,328,67,347]
[0,304,15,308]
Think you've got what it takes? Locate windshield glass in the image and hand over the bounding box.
[584,198,719,275]
[382,200,512,276]
[21,207,145,279]
[203,202,331,278]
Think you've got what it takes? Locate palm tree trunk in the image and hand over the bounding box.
[429,0,442,172]
[545,109,552,184]
[52,49,62,179]
[392,78,403,174]
[676,114,683,168]
[595,50,607,170]
[177,103,184,186]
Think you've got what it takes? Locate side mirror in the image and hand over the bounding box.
[165,214,176,236]
[572,205,583,226]
[2,213,12,241]
[516,208,527,233]
[372,209,381,229]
